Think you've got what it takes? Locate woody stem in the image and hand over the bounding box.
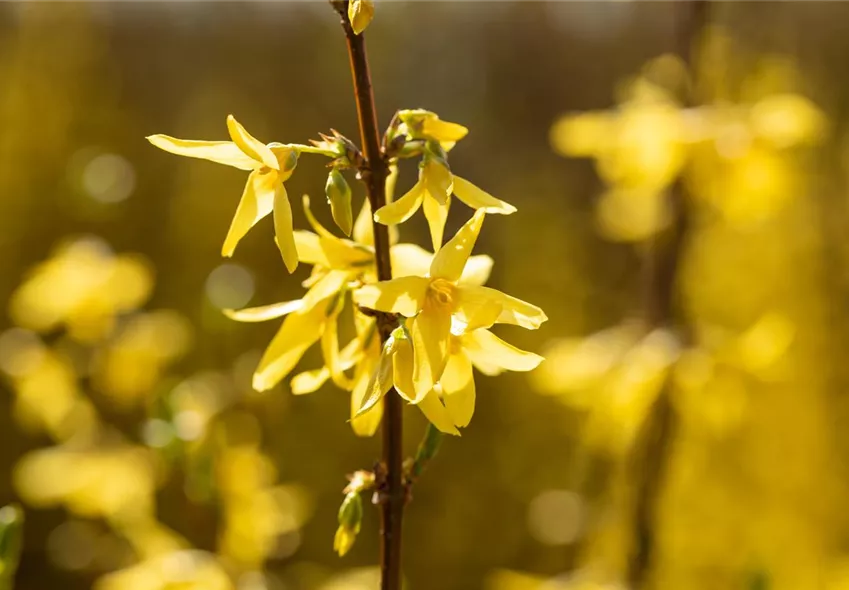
[332,3,403,590]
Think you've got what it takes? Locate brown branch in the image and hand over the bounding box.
[331,3,403,589]
[627,2,709,588]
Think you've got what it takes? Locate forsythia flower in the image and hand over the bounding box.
[225,199,494,436]
[375,110,517,251]
[148,115,301,272]
[353,209,547,432]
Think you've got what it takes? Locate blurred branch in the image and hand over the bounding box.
[331,2,404,589]
[627,2,710,588]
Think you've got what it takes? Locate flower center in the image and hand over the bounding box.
[426,278,455,309]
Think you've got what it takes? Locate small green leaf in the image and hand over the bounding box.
[0,505,23,589]
[326,169,353,236]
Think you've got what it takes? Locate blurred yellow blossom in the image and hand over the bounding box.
[9,237,153,343]
[94,550,232,590]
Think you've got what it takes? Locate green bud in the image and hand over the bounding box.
[334,492,363,557]
[326,169,353,236]
[0,505,23,588]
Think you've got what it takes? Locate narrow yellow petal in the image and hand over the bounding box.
[392,335,417,403]
[429,209,485,282]
[422,191,451,252]
[459,255,494,286]
[391,243,433,278]
[274,184,298,273]
[222,170,275,257]
[226,115,279,170]
[350,363,383,436]
[223,299,303,322]
[302,194,337,239]
[301,269,350,312]
[269,145,299,182]
[322,308,355,390]
[353,199,374,246]
[410,308,451,401]
[463,329,544,376]
[440,352,475,427]
[146,136,258,170]
[422,118,469,143]
[352,344,394,418]
[352,276,429,317]
[294,231,326,266]
[452,176,517,214]
[290,367,330,395]
[417,387,460,435]
[423,159,453,205]
[374,181,424,225]
[252,305,326,392]
[455,285,547,330]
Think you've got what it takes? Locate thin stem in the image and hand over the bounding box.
[627,2,708,588]
[331,3,403,589]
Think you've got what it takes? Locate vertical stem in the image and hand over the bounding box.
[627,2,708,588]
[332,3,403,589]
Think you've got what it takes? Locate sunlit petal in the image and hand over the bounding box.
[222,170,275,257]
[440,351,475,427]
[423,191,451,252]
[223,299,303,323]
[252,305,326,392]
[146,136,257,170]
[353,276,429,317]
[417,387,460,435]
[301,269,349,312]
[290,367,329,395]
[274,184,298,273]
[463,329,544,376]
[226,115,278,170]
[391,243,433,278]
[459,255,494,286]
[429,209,485,282]
[374,181,424,225]
[392,335,417,403]
[422,118,469,143]
[352,343,395,418]
[423,159,453,206]
[410,308,451,401]
[452,176,517,214]
[456,285,547,330]
[350,363,383,437]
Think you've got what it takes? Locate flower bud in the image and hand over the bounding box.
[0,504,23,583]
[326,169,353,236]
[348,0,375,35]
[334,492,363,557]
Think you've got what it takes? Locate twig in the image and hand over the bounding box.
[331,3,404,589]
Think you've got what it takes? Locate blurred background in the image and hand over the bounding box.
[2,2,849,589]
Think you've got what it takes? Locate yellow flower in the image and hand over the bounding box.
[375,110,516,251]
[354,209,547,403]
[147,115,300,272]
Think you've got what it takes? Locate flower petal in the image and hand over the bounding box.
[422,191,451,252]
[391,243,433,278]
[226,115,278,170]
[440,351,475,427]
[452,176,517,214]
[146,136,257,170]
[353,276,429,317]
[274,184,298,273]
[455,285,547,330]
[223,299,304,323]
[252,305,326,392]
[429,209,485,282]
[374,181,424,225]
[422,118,469,143]
[392,335,417,403]
[290,368,330,395]
[350,362,383,437]
[294,231,325,266]
[423,159,453,206]
[417,387,460,435]
[410,308,451,401]
[459,255,493,286]
[352,341,395,419]
[322,304,355,390]
[222,170,275,257]
[301,269,350,312]
[462,329,544,376]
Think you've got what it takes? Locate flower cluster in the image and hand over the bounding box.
[149,110,546,434]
